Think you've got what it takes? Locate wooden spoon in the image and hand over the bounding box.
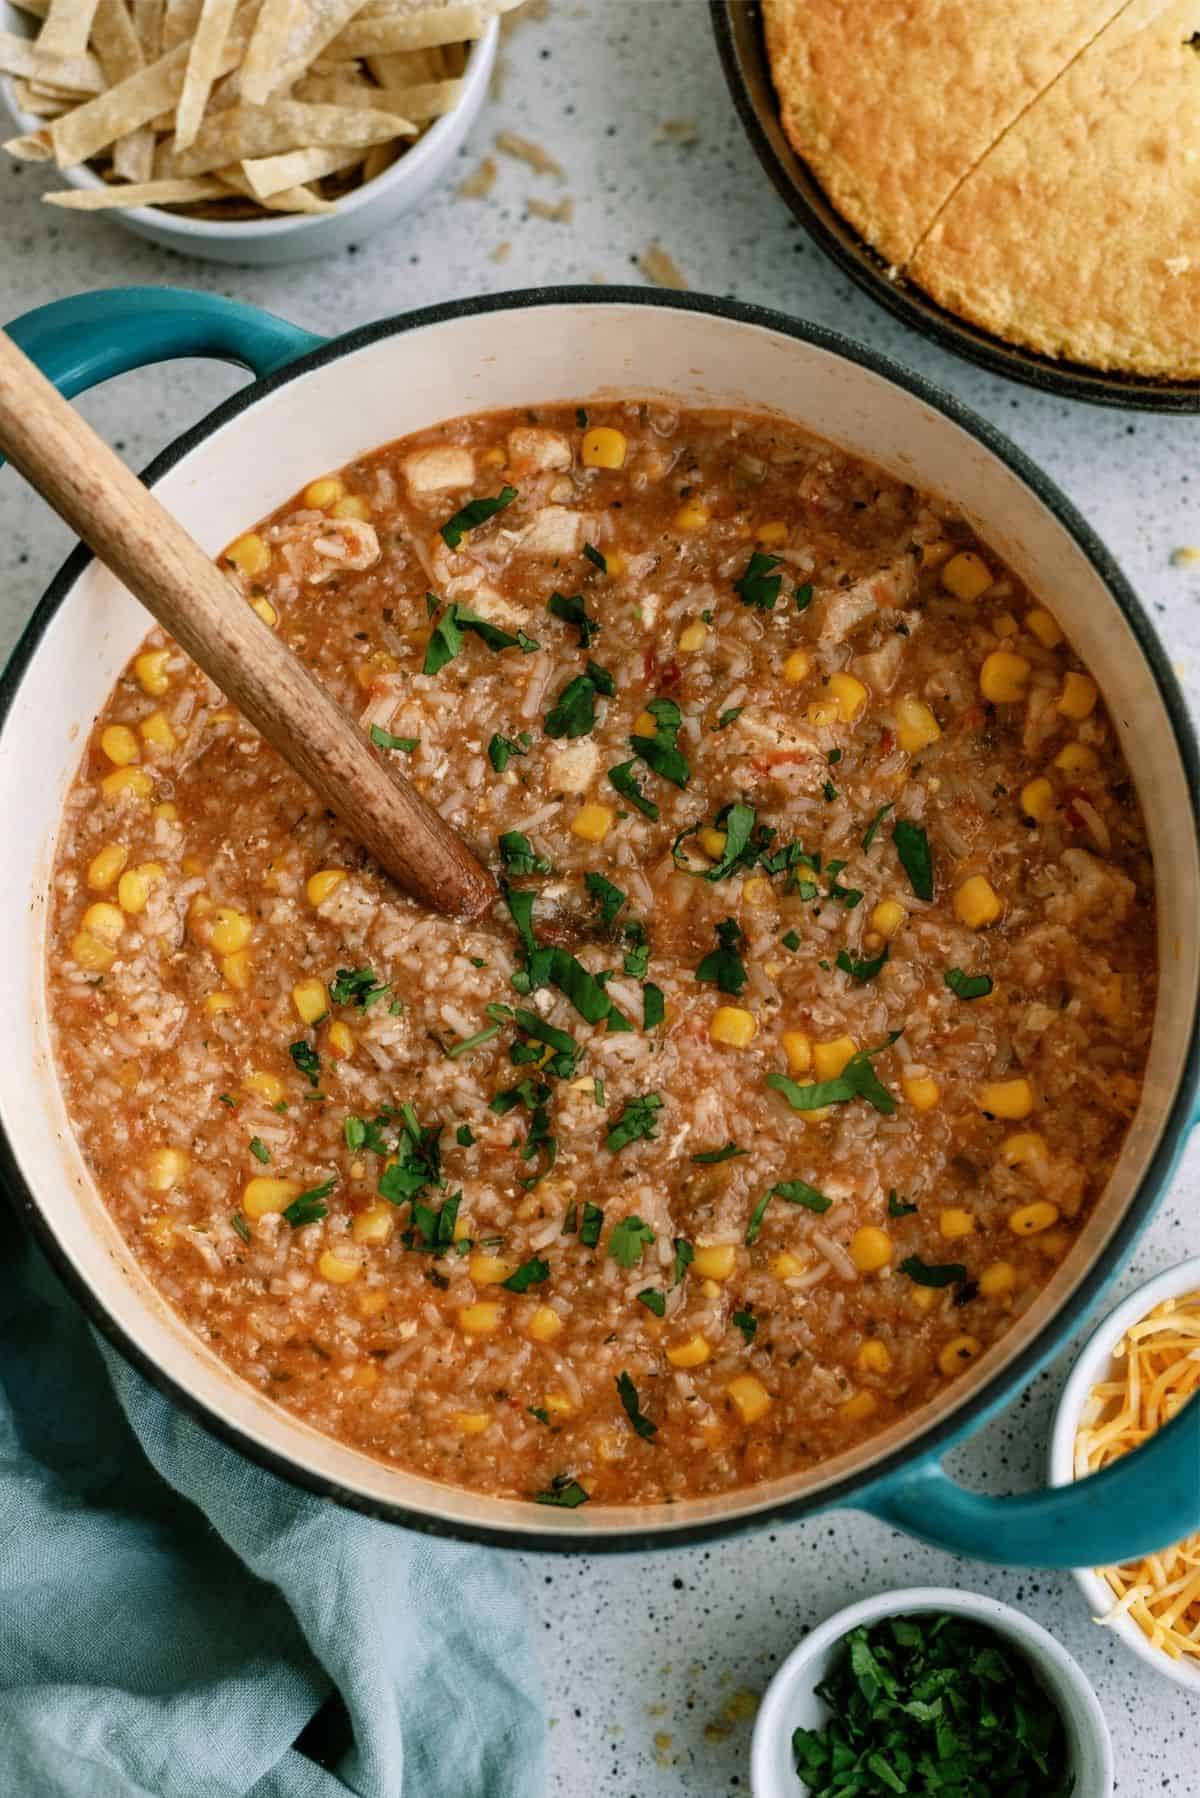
[0,327,497,922]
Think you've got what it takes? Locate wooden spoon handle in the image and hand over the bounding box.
[0,328,496,922]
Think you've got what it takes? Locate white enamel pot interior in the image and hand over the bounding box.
[2,292,1198,1547]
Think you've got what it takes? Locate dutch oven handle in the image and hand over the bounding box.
[4,286,325,401]
[858,1391,1200,1566]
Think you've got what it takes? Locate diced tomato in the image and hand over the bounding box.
[878,728,895,754]
[1063,786,1089,831]
[659,660,681,690]
[752,751,811,774]
[642,646,657,683]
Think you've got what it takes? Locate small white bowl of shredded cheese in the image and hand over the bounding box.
[1050,1257,1200,1692]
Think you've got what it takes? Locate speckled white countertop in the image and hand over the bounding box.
[1,4,1198,1794]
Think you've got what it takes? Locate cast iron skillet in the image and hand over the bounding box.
[711,0,1200,413]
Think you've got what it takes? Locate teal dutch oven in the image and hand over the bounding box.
[1,285,1197,1562]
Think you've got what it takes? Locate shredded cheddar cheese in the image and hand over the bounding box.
[1075,1290,1200,1662]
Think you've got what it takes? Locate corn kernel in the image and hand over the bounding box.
[814,1036,857,1081]
[755,520,788,545]
[570,802,614,843]
[901,1069,941,1112]
[605,550,626,577]
[317,1248,361,1285]
[894,695,942,754]
[353,1201,395,1245]
[242,1176,301,1219]
[783,649,812,685]
[710,1006,757,1048]
[632,709,656,737]
[941,551,992,600]
[147,1146,188,1192]
[1020,777,1055,823]
[1009,1200,1059,1236]
[101,767,153,803]
[101,724,140,767]
[979,1260,1016,1298]
[356,1288,390,1318]
[334,494,371,521]
[828,672,868,723]
[871,899,906,940]
[134,649,171,696]
[992,612,1019,639]
[527,1305,563,1342]
[979,651,1031,705]
[692,1244,737,1281]
[939,1207,975,1240]
[304,476,345,509]
[911,1284,938,1314]
[742,875,773,908]
[1054,741,1099,775]
[849,1226,892,1273]
[306,869,347,907]
[543,1390,574,1414]
[921,539,953,568]
[146,1216,175,1252]
[771,1251,808,1279]
[1026,608,1064,648]
[979,1078,1035,1120]
[454,1411,490,1435]
[251,596,278,628]
[87,843,128,890]
[804,699,839,729]
[1058,672,1098,720]
[82,901,125,946]
[1000,1131,1047,1168]
[840,1390,878,1423]
[458,1302,503,1335]
[678,619,708,654]
[858,1339,892,1375]
[225,532,270,576]
[350,1362,380,1390]
[469,1252,514,1286]
[205,991,235,1014]
[782,1030,812,1076]
[182,856,205,880]
[954,875,1002,930]
[725,1375,771,1424]
[673,502,709,532]
[1037,1228,1071,1260]
[481,447,506,467]
[243,1070,284,1105]
[666,1333,711,1369]
[116,865,158,914]
[1095,973,1123,1022]
[938,1335,982,1377]
[138,709,177,752]
[452,1214,471,1242]
[581,426,627,469]
[292,979,329,1025]
[210,907,253,955]
[153,801,179,822]
[222,949,251,990]
[322,1021,353,1062]
[698,827,727,859]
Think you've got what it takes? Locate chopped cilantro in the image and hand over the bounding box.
[899,1255,968,1288]
[502,1256,551,1293]
[623,938,650,980]
[691,1142,746,1165]
[330,966,391,1009]
[534,1473,589,1508]
[527,1406,552,1426]
[549,946,633,1033]
[696,916,747,996]
[637,1288,666,1317]
[794,582,813,612]
[422,599,462,675]
[583,542,607,573]
[893,819,934,901]
[822,779,838,803]
[488,731,529,773]
[406,1190,461,1254]
[249,1136,270,1164]
[616,1370,657,1441]
[746,1177,831,1245]
[888,1190,918,1217]
[369,724,418,753]
[499,829,552,876]
[444,1023,500,1061]
[579,1202,603,1248]
[827,748,843,766]
[630,697,690,787]
[734,550,783,611]
[584,870,627,928]
[547,589,600,647]
[608,758,659,818]
[781,930,800,951]
[575,407,588,428]
[544,668,609,739]
[767,1034,900,1118]
[836,945,889,983]
[283,1179,335,1227]
[702,802,758,881]
[673,1237,694,1283]
[732,1307,757,1343]
[456,1124,476,1147]
[378,1108,443,1205]
[288,1040,321,1087]
[945,967,994,1001]
[230,1211,251,1243]
[439,484,517,548]
[713,706,743,731]
[642,983,665,1030]
[608,1213,656,1266]
[862,801,893,852]
[605,1095,663,1154]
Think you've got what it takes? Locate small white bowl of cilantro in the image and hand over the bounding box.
[751,1586,1113,1798]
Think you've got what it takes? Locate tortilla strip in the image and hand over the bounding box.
[43,173,227,203]
[761,0,1132,269]
[161,0,201,50]
[909,0,1200,376]
[237,0,300,104]
[366,45,448,85]
[90,0,153,180]
[10,77,72,113]
[6,0,51,19]
[296,73,465,119]
[248,0,373,100]
[44,24,245,164]
[131,0,162,57]
[0,29,103,90]
[3,131,54,158]
[173,0,237,148]
[218,161,335,210]
[331,2,492,56]
[36,0,101,59]
[174,99,414,175]
[237,140,368,198]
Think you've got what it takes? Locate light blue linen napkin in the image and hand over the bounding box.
[0,1199,544,1798]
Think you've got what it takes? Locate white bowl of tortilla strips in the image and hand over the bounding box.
[0,0,510,264]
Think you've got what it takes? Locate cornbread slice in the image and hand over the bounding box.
[909,0,1200,375]
[761,0,1126,267]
